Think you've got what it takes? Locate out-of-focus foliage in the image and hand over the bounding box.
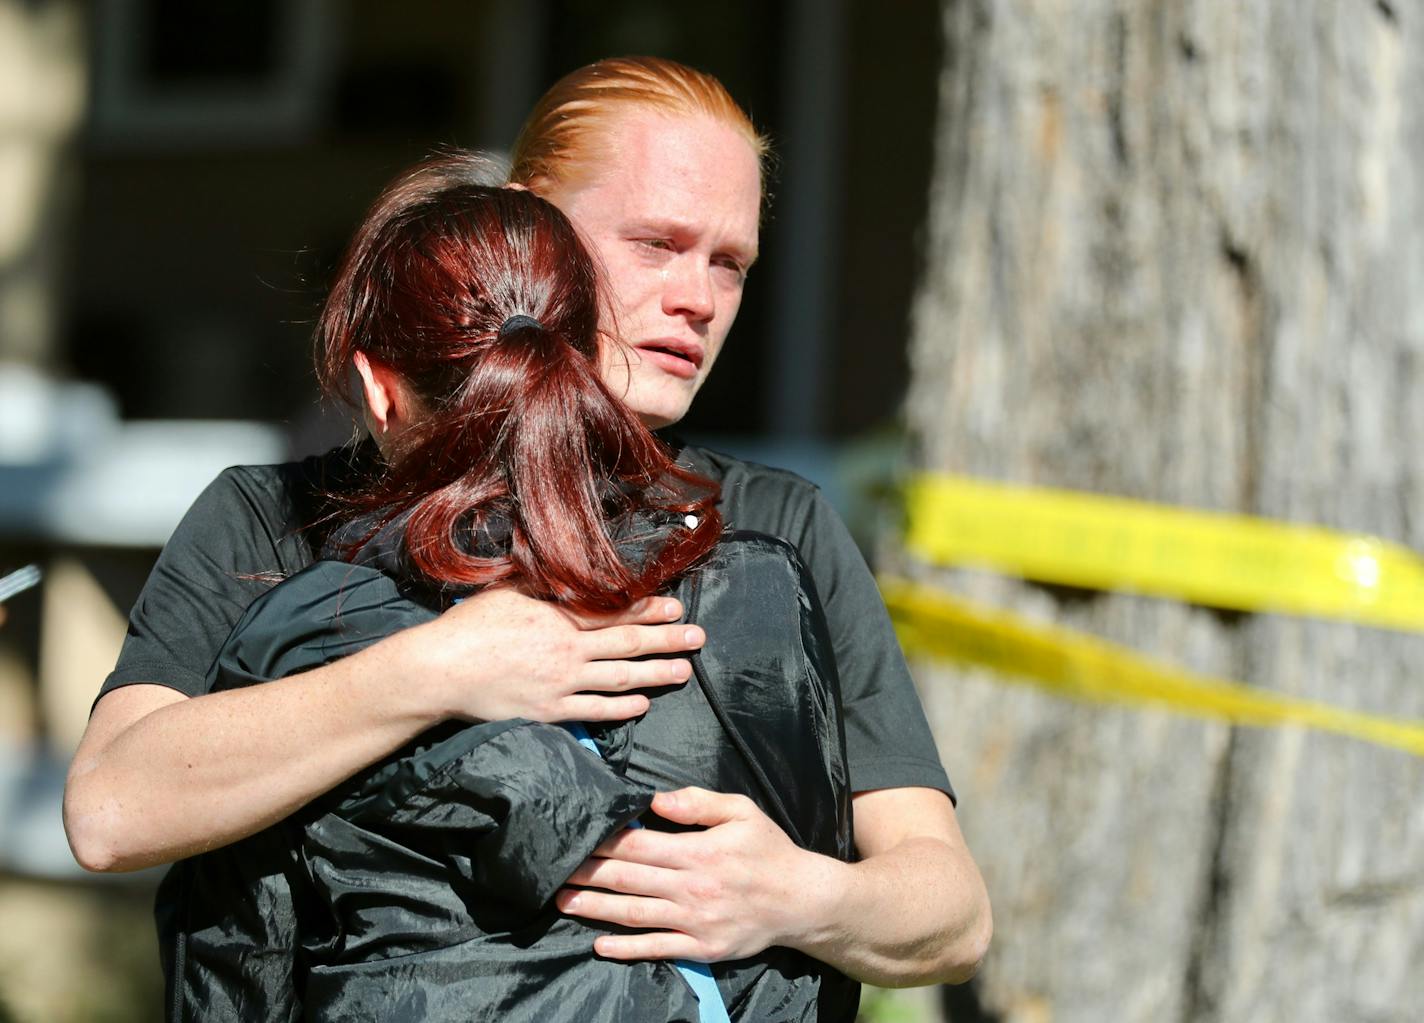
[857,984,941,1023]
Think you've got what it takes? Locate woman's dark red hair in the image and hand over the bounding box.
[316,152,721,612]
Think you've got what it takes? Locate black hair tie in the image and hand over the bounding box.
[497,314,544,338]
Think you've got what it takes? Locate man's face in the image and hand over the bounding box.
[546,109,762,429]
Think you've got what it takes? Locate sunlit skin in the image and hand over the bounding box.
[544,109,762,429]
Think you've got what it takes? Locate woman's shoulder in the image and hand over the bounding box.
[673,441,824,534]
[197,442,368,516]
[188,443,376,558]
[676,441,819,490]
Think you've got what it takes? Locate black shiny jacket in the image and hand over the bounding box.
[158,531,857,1021]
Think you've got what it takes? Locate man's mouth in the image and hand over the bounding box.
[634,338,704,379]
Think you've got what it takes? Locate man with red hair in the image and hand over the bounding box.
[66,57,990,995]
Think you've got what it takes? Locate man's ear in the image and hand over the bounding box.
[352,350,402,437]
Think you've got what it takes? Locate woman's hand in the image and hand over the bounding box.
[388,588,704,724]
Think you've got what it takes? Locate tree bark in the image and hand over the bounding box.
[903,2,1424,1020]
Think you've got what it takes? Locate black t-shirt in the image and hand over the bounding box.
[100,443,953,798]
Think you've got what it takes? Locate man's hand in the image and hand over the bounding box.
[555,787,831,963]
[555,786,991,987]
[405,589,704,724]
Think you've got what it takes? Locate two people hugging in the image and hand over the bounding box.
[64,57,990,1022]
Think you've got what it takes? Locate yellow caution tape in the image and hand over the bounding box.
[880,578,1424,757]
[904,474,1424,633]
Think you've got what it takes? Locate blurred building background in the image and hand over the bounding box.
[42,0,941,439]
[0,1,943,1019]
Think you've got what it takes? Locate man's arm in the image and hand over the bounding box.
[64,589,704,873]
[577,459,987,984]
[556,785,990,987]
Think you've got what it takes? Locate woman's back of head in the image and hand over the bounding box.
[316,153,720,612]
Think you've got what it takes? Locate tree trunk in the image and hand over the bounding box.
[902,2,1424,1020]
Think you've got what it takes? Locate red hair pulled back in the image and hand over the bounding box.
[316,152,721,612]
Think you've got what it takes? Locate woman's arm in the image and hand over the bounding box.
[64,589,703,872]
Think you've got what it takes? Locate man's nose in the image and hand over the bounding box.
[662,257,715,322]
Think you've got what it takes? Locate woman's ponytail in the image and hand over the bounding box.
[500,321,635,606]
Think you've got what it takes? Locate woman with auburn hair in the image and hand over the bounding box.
[160,154,858,1022]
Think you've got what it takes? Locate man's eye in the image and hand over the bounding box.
[714,258,747,282]
[639,238,674,251]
